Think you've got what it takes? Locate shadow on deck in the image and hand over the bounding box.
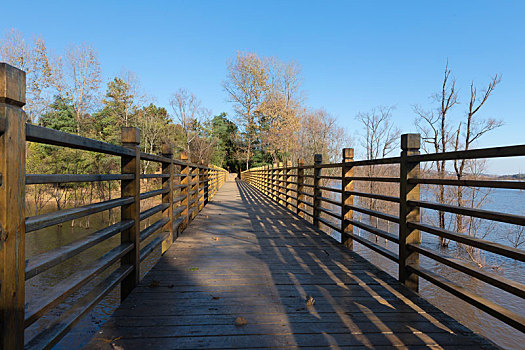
[85,179,498,349]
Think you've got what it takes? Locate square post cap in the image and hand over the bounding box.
[121,127,141,144]
[342,148,354,160]
[162,143,173,157]
[401,133,421,150]
[314,154,323,164]
[0,63,26,106]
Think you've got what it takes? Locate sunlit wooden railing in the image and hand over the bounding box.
[241,134,525,334]
[0,63,227,349]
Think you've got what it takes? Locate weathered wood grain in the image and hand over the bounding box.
[85,179,497,350]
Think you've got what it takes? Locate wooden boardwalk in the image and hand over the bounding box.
[86,179,497,349]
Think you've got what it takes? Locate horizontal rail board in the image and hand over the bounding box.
[24,243,133,327]
[25,197,134,233]
[140,174,170,179]
[408,243,525,299]
[347,232,399,262]
[318,217,341,233]
[410,199,525,226]
[408,264,525,333]
[25,264,133,350]
[318,206,342,220]
[316,195,341,207]
[349,157,401,167]
[140,232,170,262]
[319,185,342,193]
[345,190,400,203]
[139,203,169,221]
[345,218,399,244]
[26,174,134,184]
[139,152,171,163]
[347,204,400,224]
[410,177,525,190]
[173,205,186,217]
[411,144,525,163]
[140,188,169,200]
[25,220,133,280]
[408,221,525,262]
[173,194,186,203]
[349,176,400,183]
[26,124,134,156]
[140,218,170,241]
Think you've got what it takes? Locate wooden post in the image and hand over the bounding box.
[180,152,189,231]
[161,143,173,253]
[199,161,205,211]
[204,163,209,205]
[286,161,292,210]
[271,163,277,202]
[266,165,270,196]
[313,154,322,229]
[399,133,421,292]
[190,165,198,220]
[120,127,141,301]
[0,63,26,350]
[296,159,305,217]
[341,148,354,248]
[278,162,284,205]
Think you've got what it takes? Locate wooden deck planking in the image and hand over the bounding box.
[85,179,498,349]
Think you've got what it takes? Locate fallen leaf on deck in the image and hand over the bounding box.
[306,295,315,306]
[111,343,124,350]
[235,316,247,326]
[212,296,220,300]
[213,236,219,241]
[190,267,199,271]
[149,280,160,288]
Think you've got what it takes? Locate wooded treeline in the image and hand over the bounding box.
[0,29,350,178]
[3,28,521,258]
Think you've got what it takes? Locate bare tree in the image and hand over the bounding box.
[452,75,502,235]
[414,62,458,245]
[507,220,525,250]
[0,28,54,123]
[355,106,400,238]
[223,52,268,169]
[62,43,101,132]
[170,88,211,162]
[415,62,502,256]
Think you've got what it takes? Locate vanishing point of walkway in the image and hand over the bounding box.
[86,179,497,349]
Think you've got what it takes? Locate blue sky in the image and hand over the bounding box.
[3,1,525,174]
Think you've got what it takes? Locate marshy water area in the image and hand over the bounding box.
[25,204,164,349]
[25,188,523,349]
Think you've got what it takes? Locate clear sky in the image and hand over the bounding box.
[3,1,524,174]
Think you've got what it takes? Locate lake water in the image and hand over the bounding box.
[25,206,164,349]
[25,188,524,349]
[331,187,525,349]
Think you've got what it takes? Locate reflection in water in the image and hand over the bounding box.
[25,209,162,349]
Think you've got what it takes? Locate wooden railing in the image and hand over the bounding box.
[0,63,228,349]
[241,134,525,334]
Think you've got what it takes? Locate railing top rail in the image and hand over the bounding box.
[23,123,227,171]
